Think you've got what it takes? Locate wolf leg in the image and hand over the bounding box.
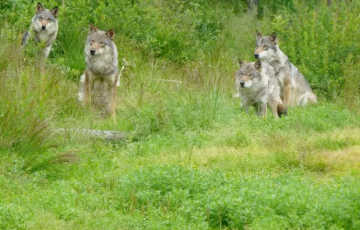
[92,80,108,117]
[256,102,267,117]
[108,81,117,119]
[241,102,249,114]
[268,100,279,119]
[283,74,292,106]
[42,45,52,59]
[277,102,288,117]
[94,80,116,119]
[81,71,92,105]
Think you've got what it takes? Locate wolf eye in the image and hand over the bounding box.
[38,16,43,20]
[100,41,105,45]
[264,46,268,50]
[90,39,95,43]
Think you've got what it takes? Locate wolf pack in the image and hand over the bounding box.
[22,3,317,119]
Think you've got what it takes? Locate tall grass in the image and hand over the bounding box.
[1,1,360,229]
[1,0,359,173]
[0,27,80,173]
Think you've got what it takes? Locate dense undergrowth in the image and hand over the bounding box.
[1,0,360,229]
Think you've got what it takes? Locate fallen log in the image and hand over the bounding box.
[55,128,129,140]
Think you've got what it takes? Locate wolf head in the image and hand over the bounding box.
[32,2,58,32]
[254,30,278,62]
[86,24,115,56]
[236,60,263,89]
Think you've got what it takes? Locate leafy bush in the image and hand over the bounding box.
[115,166,360,229]
[271,1,360,97]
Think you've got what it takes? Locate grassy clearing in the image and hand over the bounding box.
[1,0,360,229]
[2,57,360,228]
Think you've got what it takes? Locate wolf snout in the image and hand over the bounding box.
[240,82,245,88]
[42,25,46,30]
[90,49,96,55]
[254,53,259,59]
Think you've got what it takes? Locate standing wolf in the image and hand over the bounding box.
[22,2,59,58]
[236,59,287,118]
[254,31,317,106]
[78,24,119,118]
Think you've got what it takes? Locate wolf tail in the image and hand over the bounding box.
[298,92,318,106]
[78,74,86,103]
[277,103,287,117]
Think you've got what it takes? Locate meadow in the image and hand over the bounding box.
[1,0,360,229]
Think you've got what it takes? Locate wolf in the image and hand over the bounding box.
[22,2,59,59]
[254,31,317,106]
[235,59,287,118]
[78,24,119,118]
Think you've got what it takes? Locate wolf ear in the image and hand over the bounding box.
[106,30,115,41]
[51,6,59,17]
[37,2,44,13]
[254,60,262,71]
[238,59,246,68]
[269,32,278,44]
[255,30,262,40]
[89,24,98,34]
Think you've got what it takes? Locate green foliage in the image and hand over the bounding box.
[130,166,359,229]
[1,0,360,229]
[226,1,360,98]
[0,29,80,174]
[342,54,360,110]
[3,0,231,64]
[3,0,360,96]
[0,64,75,174]
[271,1,360,97]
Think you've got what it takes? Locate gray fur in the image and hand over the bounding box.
[79,25,119,118]
[22,2,58,58]
[254,31,317,106]
[235,60,285,118]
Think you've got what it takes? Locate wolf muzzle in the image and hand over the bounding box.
[42,25,46,30]
[254,54,259,59]
[240,82,245,88]
[90,49,96,55]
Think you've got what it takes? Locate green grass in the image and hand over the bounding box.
[1,0,360,229]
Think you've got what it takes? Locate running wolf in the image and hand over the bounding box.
[235,60,287,118]
[78,24,119,118]
[22,2,59,58]
[254,31,317,106]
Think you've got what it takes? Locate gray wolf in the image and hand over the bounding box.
[254,31,317,106]
[22,2,59,58]
[235,59,287,118]
[78,24,119,118]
